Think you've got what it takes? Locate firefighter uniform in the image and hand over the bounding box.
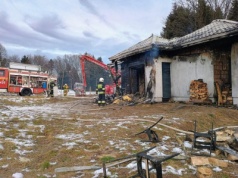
[49,80,56,97]
[96,78,105,106]
[63,84,69,96]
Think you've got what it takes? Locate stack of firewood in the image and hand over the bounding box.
[189,80,209,101]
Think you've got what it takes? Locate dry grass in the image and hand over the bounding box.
[0,95,238,178]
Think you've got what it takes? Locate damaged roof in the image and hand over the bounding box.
[109,34,169,61]
[109,19,238,61]
[170,19,238,49]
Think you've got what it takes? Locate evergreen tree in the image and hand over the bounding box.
[195,0,213,29]
[213,7,223,19]
[161,0,230,39]
[21,55,31,64]
[228,0,238,21]
[161,3,195,38]
[97,57,102,62]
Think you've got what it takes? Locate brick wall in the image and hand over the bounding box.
[213,54,231,87]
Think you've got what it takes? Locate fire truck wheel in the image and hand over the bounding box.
[21,88,32,96]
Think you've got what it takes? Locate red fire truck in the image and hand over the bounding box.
[0,62,55,96]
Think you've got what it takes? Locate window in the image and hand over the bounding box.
[10,76,17,85]
[0,70,5,77]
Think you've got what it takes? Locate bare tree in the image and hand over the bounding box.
[46,59,54,75]
[0,43,7,67]
[8,55,21,63]
[228,0,238,21]
[177,0,232,18]
[31,55,47,66]
[62,54,81,89]
[177,0,198,10]
[207,0,232,18]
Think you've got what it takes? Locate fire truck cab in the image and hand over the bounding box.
[0,67,9,92]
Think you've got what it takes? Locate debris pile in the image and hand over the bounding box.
[221,84,233,105]
[187,127,238,178]
[113,94,135,105]
[112,93,155,106]
[215,82,233,106]
[215,128,238,161]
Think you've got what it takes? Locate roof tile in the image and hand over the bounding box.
[110,19,238,61]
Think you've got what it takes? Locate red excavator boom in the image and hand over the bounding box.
[79,54,121,95]
[80,54,117,87]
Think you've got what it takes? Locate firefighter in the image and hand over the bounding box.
[63,83,69,96]
[49,80,56,97]
[96,78,105,106]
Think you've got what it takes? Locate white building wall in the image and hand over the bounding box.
[170,53,214,101]
[170,58,196,101]
[231,43,238,105]
[152,53,215,102]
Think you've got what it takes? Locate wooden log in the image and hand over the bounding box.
[196,167,213,178]
[227,96,233,101]
[215,82,223,106]
[190,99,212,104]
[216,146,238,157]
[222,91,228,95]
[55,166,101,173]
[191,157,210,166]
[227,154,238,161]
[191,156,228,167]
[105,158,136,168]
[208,157,228,167]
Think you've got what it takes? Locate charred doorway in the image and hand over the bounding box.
[213,52,232,104]
[129,65,145,95]
[162,62,171,101]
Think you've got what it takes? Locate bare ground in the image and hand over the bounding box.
[0,95,238,178]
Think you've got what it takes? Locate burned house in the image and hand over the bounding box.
[109,35,170,101]
[109,19,238,105]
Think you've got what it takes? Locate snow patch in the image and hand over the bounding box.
[162,136,170,141]
[213,167,222,172]
[184,141,192,148]
[12,172,24,178]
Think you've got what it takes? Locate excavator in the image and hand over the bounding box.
[76,54,121,99]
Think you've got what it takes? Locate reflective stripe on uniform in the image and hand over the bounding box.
[97,83,105,94]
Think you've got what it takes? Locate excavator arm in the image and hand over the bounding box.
[79,54,121,95]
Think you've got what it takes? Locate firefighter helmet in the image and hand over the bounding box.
[99,78,104,82]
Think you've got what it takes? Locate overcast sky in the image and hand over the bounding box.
[0,0,174,63]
